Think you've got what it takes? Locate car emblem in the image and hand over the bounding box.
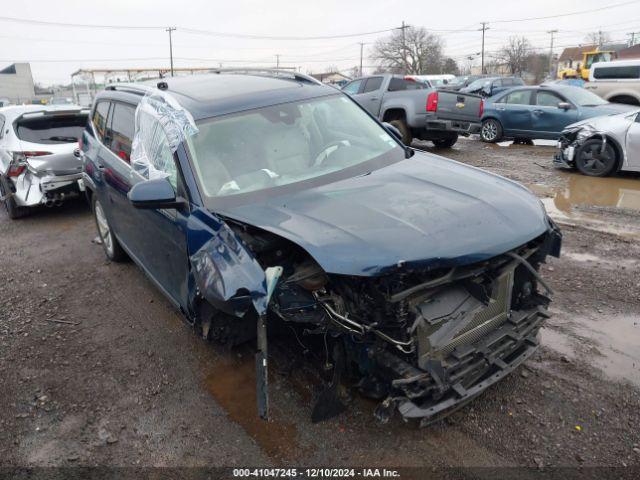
[456,102,465,109]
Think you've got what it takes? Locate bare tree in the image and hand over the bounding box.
[442,58,460,75]
[584,31,612,47]
[500,36,531,75]
[371,26,444,74]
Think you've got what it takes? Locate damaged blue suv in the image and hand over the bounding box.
[82,71,561,425]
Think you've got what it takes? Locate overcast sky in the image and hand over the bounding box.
[2,0,639,85]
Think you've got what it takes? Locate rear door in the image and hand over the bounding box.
[356,76,384,116]
[531,90,578,138]
[100,101,138,247]
[493,89,534,135]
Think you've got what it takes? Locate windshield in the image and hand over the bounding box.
[187,94,402,199]
[585,52,613,68]
[562,87,608,106]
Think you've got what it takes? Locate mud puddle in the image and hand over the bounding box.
[495,139,557,147]
[202,349,302,463]
[542,314,640,387]
[528,173,640,236]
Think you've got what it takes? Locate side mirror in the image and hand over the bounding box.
[382,122,403,144]
[482,86,492,96]
[128,177,186,210]
[558,102,571,110]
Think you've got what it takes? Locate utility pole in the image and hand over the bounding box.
[166,27,176,77]
[597,30,604,48]
[359,42,364,77]
[479,22,489,75]
[275,54,280,69]
[547,30,558,79]
[397,21,409,72]
[628,32,640,46]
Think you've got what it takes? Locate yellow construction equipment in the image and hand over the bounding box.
[557,49,617,80]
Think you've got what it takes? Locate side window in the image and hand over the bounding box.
[536,91,562,107]
[362,77,383,93]
[504,90,532,105]
[388,78,425,91]
[107,103,136,163]
[494,79,503,88]
[0,115,5,139]
[593,65,640,80]
[132,110,178,190]
[92,101,110,142]
[342,79,363,94]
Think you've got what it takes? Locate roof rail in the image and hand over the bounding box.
[104,83,152,95]
[212,68,323,86]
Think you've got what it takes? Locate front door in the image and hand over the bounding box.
[531,90,578,138]
[122,111,190,307]
[625,114,640,170]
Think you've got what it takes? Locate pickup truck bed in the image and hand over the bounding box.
[342,74,482,147]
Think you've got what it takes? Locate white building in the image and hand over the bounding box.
[0,63,36,105]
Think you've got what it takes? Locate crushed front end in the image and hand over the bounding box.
[554,123,602,169]
[226,218,562,424]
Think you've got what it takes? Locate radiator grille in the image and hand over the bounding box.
[440,269,514,356]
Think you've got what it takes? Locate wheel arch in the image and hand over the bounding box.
[381,108,407,122]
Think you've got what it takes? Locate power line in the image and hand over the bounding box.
[491,0,640,23]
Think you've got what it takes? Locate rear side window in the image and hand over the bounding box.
[107,103,136,162]
[93,101,110,141]
[362,77,383,93]
[501,90,532,105]
[15,114,88,144]
[0,115,5,139]
[342,79,363,94]
[593,66,640,80]
[388,78,425,91]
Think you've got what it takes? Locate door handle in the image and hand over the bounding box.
[496,107,505,111]
[533,109,544,114]
[370,97,378,101]
[96,162,106,170]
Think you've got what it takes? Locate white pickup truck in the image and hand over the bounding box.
[342,74,483,147]
[585,59,640,106]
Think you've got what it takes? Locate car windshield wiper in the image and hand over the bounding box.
[42,136,78,142]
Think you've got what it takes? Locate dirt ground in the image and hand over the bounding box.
[1,137,639,471]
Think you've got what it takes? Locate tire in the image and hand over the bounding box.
[92,195,127,262]
[575,139,617,177]
[0,175,29,219]
[432,134,458,148]
[480,118,503,143]
[388,119,413,145]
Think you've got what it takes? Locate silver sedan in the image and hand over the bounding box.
[554,109,640,177]
[0,105,88,218]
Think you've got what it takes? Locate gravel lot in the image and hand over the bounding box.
[1,137,639,470]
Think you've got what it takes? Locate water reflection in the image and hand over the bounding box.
[530,173,640,214]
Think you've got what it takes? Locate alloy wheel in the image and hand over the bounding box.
[481,121,498,142]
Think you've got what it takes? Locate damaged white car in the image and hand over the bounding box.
[0,105,89,218]
[555,109,640,177]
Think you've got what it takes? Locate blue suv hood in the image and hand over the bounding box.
[219,152,549,276]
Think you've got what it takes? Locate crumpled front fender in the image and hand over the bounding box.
[187,208,268,317]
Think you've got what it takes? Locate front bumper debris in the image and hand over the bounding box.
[374,304,548,424]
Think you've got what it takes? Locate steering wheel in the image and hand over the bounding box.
[313,140,350,166]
